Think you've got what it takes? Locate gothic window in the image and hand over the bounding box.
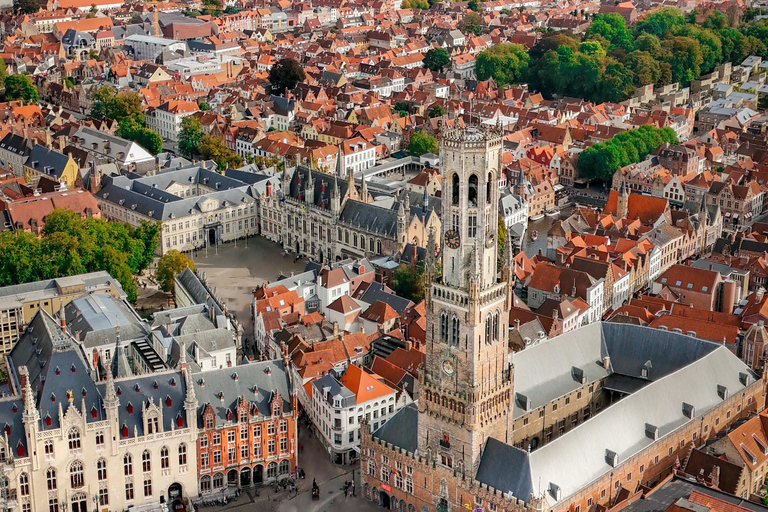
[353,233,358,247]
[468,215,477,238]
[487,172,493,203]
[451,316,460,345]
[46,468,56,490]
[485,314,492,344]
[142,450,151,472]
[493,311,500,341]
[377,240,382,253]
[69,460,84,488]
[97,459,107,480]
[440,312,447,342]
[160,447,169,469]
[124,454,133,475]
[360,236,366,250]
[19,473,28,496]
[370,238,375,252]
[68,428,81,451]
[345,230,349,244]
[178,444,187,466]
[468,174,478,207]
[44,440,53,457]
[451,174,459,205]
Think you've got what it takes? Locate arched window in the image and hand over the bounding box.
[440,312,447,342]
[267,462,278,479]
[353,234,358,247]
[344,230,349,244]
[178,443,187,466]
[19,473,28,496]
[451,317,460,345]
[97,459,107,481]
[201,476,211,492]
[377,240,382,253]
[70,460,84,488]
[468,174,478,207]
[278,459,290,475]
[485,314,492,343]
[124,454,133,475]
[451,173,459,205]
[46,468,56,490]
[370,238,375,251]
[487,172,493,203]
[142,450,151,472]
[160,447,169,469]
[493,311,500,341]
[338,228,342,241]
[68,428,81,451]
[213,473,224,488]
[360,236,366,250]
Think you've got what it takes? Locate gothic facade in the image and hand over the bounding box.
[259,165,441,263]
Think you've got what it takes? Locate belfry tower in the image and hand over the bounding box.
[418,125,515,474]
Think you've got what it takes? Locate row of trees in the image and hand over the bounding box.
[0,210,160,303]
[178,116,242,171]
[90,86,163,154]
[473,8,768,102]
[577,125,679,182]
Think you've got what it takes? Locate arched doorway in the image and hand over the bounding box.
[70,492,87,512]
[240,467,251,487]
[253,465,264,485]
[379,491,390,508]
[168,482,182,501]
[208,228,216,246]
[227,469,238,487]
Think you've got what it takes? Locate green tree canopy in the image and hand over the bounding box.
[391,263,425,303]
[468,0,480,11]
[198,134,242,171]
[178,116,205,159]
[584,13,634,52]
[423,48,451,72]
[156,250,195,293]
[408,130,438,156]
[476,43,530,86]
[634,7,685,37]
[427,104,446,118]
[12,0,39,14]
[577,125,679,182]
[0,209,159,302]
[459,11,482,35]
[4,74,38,104]
[268,58,306,93]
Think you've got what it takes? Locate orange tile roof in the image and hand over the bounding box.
[340,364,394,403]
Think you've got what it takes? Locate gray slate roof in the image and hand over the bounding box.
[372,402,419,453]
[192,359,292,426]
[64,293,149,349]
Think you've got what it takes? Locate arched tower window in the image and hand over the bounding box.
[468,174,478,207]
[493,311,500,341]
[452,174,459,205]
[487,172,493,203]
[124,454,132,475]
[485,314,492,344]
[451,316,460,345]
[440,312,447,342]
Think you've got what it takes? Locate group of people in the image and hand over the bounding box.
[343,479,355,498]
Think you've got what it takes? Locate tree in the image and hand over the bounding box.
[89,49,98,59]
[393,101,409,115]
[0,60,8,90]
[584,13,634,52]
[223,5,239,13]
[634,7,684,37]
[475,43,530,86]
[423,48,451,72]
[12,0,39,14]
[468,0,480,11]
[268,58,306,94]
[427,104,446,118]
[178,116,204,158]
[626,50,662,86]
[155,250,195,293]
[459,11,482,35]
[116,114,163,155]
[4,74,37,104]
[86,3,97,17]
[198,134,242,171]
[89,87,143,123]
[408,131,438,155]
[661,35,703,84]
[198,101,211,111]
[391,263,425,303]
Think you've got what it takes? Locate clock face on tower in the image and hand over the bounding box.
[442,359,455,376]
[445,230,460,249]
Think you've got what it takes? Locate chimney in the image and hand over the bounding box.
[514,318,520,330]
[332,321,339,335]
[602,356,610,369]
[18,366,28,404]
[711,465,721,488]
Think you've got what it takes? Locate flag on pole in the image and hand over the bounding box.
[673,456,680,470]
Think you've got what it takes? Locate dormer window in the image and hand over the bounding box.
[127,403,133,414]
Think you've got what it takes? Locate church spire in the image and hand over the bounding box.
[361,173,368,203]
[104,354,117,404]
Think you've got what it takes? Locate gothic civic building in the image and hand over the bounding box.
[258,163,440,263]
[359,126,766,512]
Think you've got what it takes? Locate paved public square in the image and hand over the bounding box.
[190,236,306,344]
[201,419,381,512]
